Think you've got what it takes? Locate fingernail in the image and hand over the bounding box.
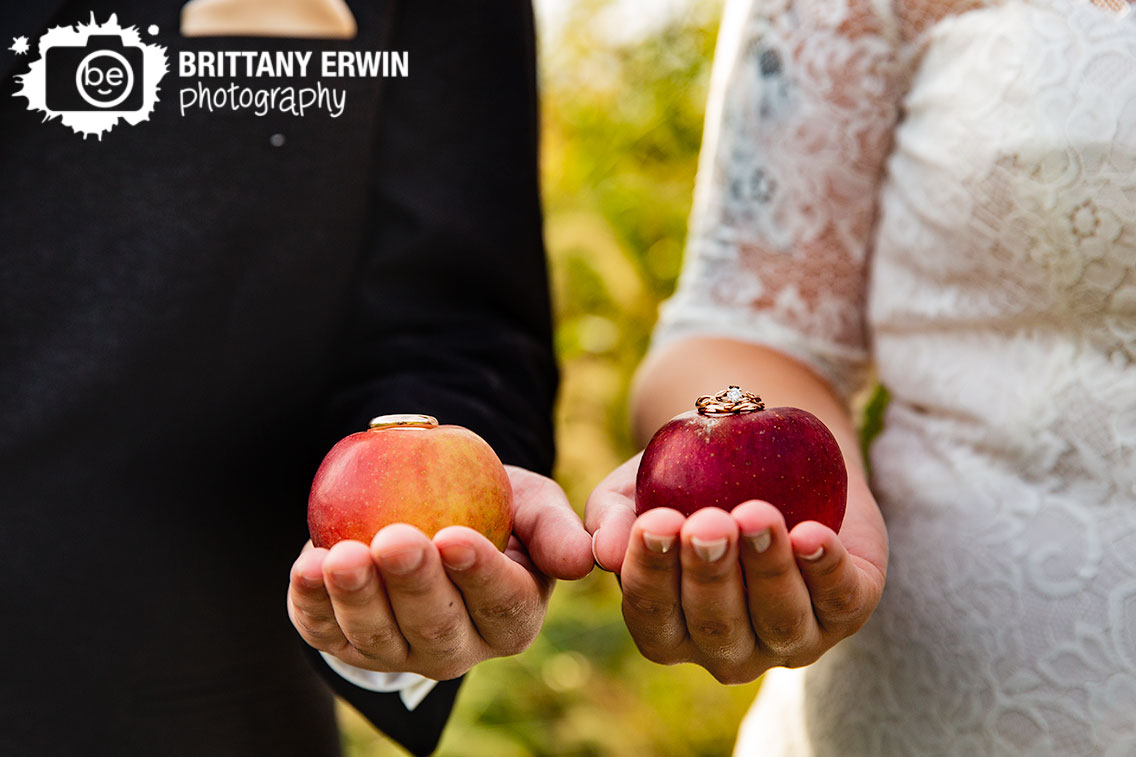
[799,546,825,561]
[745,528,772,554]
[293,557,322,589]
[440,544,476,571]
[299,573,324,590]
[643,532,675,554]
[380,546,424,575]
[692,536,728,562]
[591,531,606,571]
[331,565,369,591]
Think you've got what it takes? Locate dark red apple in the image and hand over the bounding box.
[308,414,513,550]
[635,387,847,532]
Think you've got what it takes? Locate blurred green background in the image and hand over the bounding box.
[340,1,769,753]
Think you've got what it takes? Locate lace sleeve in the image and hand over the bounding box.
[654,0,908,400]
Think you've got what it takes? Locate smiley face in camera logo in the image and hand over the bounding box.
[13,14,168,139]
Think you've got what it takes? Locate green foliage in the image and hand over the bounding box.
[859,384,891,474]
[544,0,724,502]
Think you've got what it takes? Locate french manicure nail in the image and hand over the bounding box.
[745,528,772,554]
[692,536,728,562]
[381,546,424,575]
[332,566,368,591]
[643,532,675,554]
[441,544,476,571]
[799,546,825,561]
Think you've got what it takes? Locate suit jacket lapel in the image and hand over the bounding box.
[2,1,70,82]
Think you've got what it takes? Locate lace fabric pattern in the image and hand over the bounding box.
[653,0,1136,752]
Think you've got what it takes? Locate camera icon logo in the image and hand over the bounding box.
[46,35,144,111]
[13,14,168,138]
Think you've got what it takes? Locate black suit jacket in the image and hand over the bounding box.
[0,1,555,755]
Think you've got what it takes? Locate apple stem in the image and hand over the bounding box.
[695,386,765,416]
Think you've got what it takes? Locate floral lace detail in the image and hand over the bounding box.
[652,0,1136,753]
[655,0,906,399]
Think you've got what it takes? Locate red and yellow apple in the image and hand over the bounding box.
[635,387,847,532]
[308,414,513,550]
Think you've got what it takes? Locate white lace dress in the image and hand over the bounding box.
[652,0,1136,751]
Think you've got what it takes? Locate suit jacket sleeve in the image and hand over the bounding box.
[306,2,557,754]
[324,0,556,470]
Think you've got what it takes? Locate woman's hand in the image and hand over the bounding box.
[587,453,887,684]
[287,466,594,681]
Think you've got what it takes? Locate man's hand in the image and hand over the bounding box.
[288,466,593,681]
[586,454,887,684]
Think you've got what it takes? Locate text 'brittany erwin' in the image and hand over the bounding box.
[178,50,409,79]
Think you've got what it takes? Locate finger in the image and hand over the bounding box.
[732,500,821,665]
[619,507,689,663]
[678,508,756,671]
[435,526,548,656]
[788,521,876,635]
[503,534,535,571]
[321,539,407,665]
[288,546,349,653]
[371,524,479,675]
[507,466,593,580]
[584,454,641,573]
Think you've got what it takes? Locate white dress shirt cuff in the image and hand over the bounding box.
[318,651,439,711]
